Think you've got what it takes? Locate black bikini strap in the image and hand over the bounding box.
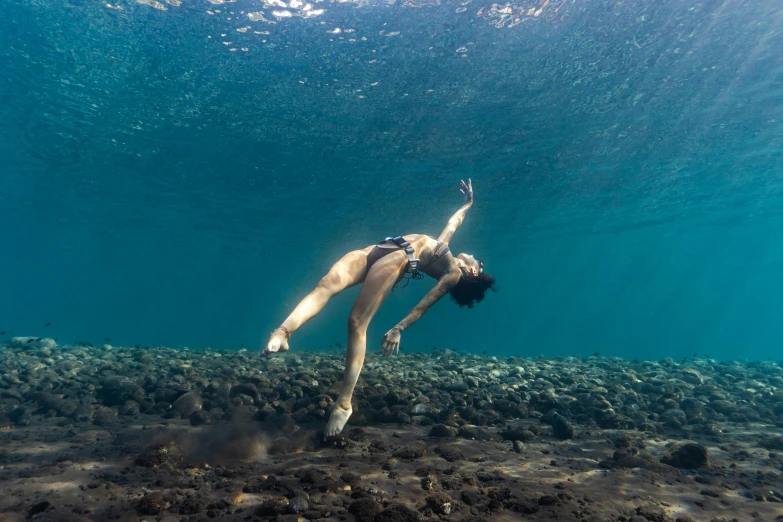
[385,236,422,277]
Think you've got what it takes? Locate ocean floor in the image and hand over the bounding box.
[1,339,782,522]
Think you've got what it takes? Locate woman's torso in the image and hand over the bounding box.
[365,234,454,278]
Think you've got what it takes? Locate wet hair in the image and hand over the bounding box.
[449,266,498,308]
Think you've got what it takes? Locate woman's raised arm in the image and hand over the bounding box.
[437,179,473,245]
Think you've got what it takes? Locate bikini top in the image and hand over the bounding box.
[380,236,450,279]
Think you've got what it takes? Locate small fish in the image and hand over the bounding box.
[336,343,342,349]
[104,337,111,342]
[134,344,140,349]
[26,338,35,344]
[44,322,51,327]
[0,331,5,335]
[592,352,600,357]
[240,343,244,348]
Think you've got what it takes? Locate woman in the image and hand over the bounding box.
[264,179,496,437]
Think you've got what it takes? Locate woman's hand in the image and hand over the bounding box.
[381,327,402,356]
[460,178,473,204]
[264,328,290,356]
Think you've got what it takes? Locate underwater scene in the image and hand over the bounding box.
[2,0,783,520]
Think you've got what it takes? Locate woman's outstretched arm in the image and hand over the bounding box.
[380,270,461,355]
[437,179,473,245]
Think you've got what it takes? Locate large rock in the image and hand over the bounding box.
[759,436,783,450]
[347,498,380,522]
[458,425,496,441]
[709,400,737,415]
[172,392,203,416]
[442,381,468,392]
[660,442,709,469]
[428,424,456,438]
[500,427,537,442]
[551,413,574,440]
[660,409,688,428]
[374,504,422,522]
[98,376,145,406]
[393,440,427,460]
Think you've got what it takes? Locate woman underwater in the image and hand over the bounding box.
[263,179,497,437]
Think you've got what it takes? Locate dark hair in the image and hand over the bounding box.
[449,268,498,308]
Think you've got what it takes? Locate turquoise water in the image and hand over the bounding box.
[1,0,782,361]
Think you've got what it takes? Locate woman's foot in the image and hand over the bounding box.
[264,328,290,355]
[324,404,352,438]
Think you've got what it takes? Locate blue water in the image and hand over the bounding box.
[1,0,782,361]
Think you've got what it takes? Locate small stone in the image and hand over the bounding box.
[421,475,436,490]
[411,403,428,414]
[118,400,140,416]
[458,425,495,441]
[93,407,118,426]
[635,505,670,522]
[513,440,524,453]
[284,496,309,514]
[443,381,468,392]
[135,444,183,468]
[382,457,400,470]
[255,499,284,517]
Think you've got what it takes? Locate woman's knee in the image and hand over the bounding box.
[347,314,368,334]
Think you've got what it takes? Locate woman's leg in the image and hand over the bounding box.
[265,249,369,354]
[325,256,405,437]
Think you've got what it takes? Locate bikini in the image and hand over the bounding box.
[366,236,451,280]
